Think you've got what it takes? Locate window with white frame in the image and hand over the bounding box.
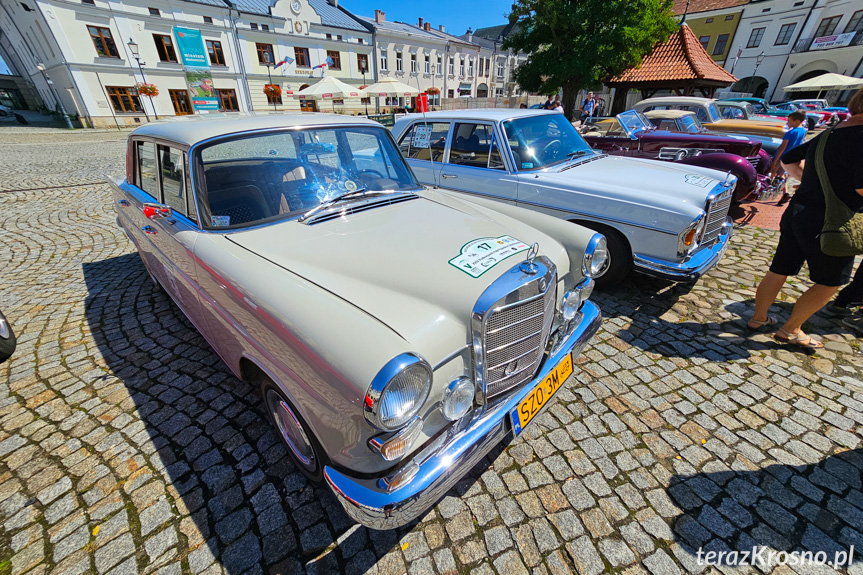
[497,60,504,77]
[396,51,403,72]
[448,57,454,75]
[468,58,473,76]
[478,58,483,76]
[380,49,388,71]
[459,57,465,76]
[410,53,417,73]
[437,55,442,74]
[424,54,430,74]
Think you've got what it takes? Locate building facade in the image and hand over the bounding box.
[470,23,529,97]
[0,0,372,126]
[673,0,747,65]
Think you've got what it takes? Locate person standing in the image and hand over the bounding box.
[580,92,597,122]
[553,99,564,113]
[772,110,808,205]
[542,95,555,110]
[747,86,863,349]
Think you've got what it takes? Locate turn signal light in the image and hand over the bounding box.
[683,228,697,246]
[369,418,422,461]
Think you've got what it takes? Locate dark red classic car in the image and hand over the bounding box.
[580,110,772,203]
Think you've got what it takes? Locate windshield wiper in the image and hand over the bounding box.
[298,188,368,222]
[566,150,590,160]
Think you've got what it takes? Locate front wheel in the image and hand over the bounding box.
[262,381,326,482]
[575,223,632,289]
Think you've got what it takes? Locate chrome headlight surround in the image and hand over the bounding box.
[441,377,475,421]
[677,214,706,257]
[582,233,608,278]
[364,353,432,431]
[560,278,596,322]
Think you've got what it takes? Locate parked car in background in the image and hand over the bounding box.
[715,101,787,125]
[779,100,837,125]
[393,109,736,288]
[642,109,784,157]
[824,106,850,121]
[580,110,765,202]
[112,113,603,530]
[633,96,788,144]
[0,104,12,117]
[0,310,16,364]
[722,97,820,130]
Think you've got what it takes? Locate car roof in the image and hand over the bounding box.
[716,101,747,108]
[642,109,696,119]
[394,109,561,123]
[129,112,382,146]
[637,96,713,106]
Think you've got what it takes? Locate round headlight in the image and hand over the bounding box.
[365,353,432,431]
[441,378,474,421]
[583,234,608,278]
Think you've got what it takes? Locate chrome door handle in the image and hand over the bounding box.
[117,199,130,207]
[141,226,158,235]
[441,174,458,179]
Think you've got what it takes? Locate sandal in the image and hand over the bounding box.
[774,328,823,349]
[747,315,778,331]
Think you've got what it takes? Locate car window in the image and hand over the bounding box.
[158,145,187,218]
[136,141,159,199]
[656,119,676,131]
[399,122,448,162]
[678,115,702,134]
[720,106,745,119]
[449,123,498,168]
[196,126,418,229]
[688,107,709,123]
[502,114,595,170]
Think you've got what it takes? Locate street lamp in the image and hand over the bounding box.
[127,38,154,120]
[263,51,277,111]
[749,51,766,96]
[360,61,369,115]
[35,63,73,129]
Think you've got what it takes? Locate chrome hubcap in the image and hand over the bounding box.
[268,390,315,469]
[0,318,8,339]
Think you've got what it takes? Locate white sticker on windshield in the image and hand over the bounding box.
[449,236,530,278]
[412,125,432,149]
[684,174,714,188]
[212,215,231,226]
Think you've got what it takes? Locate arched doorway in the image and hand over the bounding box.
[731,76,769,98]
[477,83,488,98]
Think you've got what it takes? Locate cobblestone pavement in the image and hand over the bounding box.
[2,129,863,575]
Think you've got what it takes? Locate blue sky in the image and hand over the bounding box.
[340,0,514,37]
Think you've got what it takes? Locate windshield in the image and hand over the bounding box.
[502,114,595,170]
[196,126,418,229]
[679,114,705,134]
[617,110,652,137]
[706,103,722,123]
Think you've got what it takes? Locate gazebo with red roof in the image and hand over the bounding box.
[607,24,737,114]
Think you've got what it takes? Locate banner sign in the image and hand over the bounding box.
[811,32,856,50]
[174,27,220,112]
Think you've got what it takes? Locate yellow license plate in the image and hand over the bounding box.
[510,353,573,435]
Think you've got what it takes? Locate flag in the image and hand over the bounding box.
[273,57,293,69]
[312,61,328,70]
[730,48,742,74]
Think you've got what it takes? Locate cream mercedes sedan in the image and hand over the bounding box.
[111,113,603,529]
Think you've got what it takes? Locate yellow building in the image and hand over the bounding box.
[674,0,747,65]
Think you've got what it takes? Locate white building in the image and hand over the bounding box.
[422,23,480,99]
[468,23,529,98]
[0,0,372,126]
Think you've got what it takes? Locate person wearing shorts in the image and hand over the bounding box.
[747,86,863,349]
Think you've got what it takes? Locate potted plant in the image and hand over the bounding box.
[136,82,159,98]
[264,84,282,99]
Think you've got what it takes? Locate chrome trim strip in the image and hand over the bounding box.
[514,198,679,236]
[323,300,601,530]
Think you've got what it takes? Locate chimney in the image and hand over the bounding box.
[374,9,385,22]
[438,24,445,32]
[330,0,337,6]
[466,27,472,41]
[418,17,423,28]
[424,22,431,31]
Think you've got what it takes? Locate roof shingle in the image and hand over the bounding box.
[672,0,747,16]
[609,24,737,86]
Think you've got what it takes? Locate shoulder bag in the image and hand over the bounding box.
[816,126,863,256]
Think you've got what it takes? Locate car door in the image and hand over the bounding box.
[117,140,173,290]
[398,121,451,186]
[146,143,202,322]
[438,121,517,203]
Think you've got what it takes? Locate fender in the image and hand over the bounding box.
[678,152,757,202]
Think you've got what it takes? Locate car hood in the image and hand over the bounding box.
[226,190,569,358]
[535,154,726,215]
[709,119,786,137]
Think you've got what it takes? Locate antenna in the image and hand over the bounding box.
[414,72,438,187]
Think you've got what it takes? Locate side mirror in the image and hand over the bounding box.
[143,202,172,219]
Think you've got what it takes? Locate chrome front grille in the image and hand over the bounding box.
[747,156,760,169]
[483,275,556,398]
[702,188,733,245]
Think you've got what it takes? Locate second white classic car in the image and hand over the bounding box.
[111,113,603,529]
[392,110,736,288]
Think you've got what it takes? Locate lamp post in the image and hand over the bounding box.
[35,63,73,129]
[263,51,277,111]
[749,51,765,96]
[127,39,155,120]
[360,61,369,115]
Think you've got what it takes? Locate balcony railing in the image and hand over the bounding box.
[792,29,863,53]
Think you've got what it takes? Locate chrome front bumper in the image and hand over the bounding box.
[324,300,602,530]
[632,217,733,282]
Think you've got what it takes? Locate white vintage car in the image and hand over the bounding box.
[392,110,736,288]
[111,113,604,529]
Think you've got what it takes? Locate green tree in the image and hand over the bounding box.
[504,0,677,120]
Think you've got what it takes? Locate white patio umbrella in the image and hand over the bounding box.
[362,77,420,108]
[295,76,366,111]
[783,72,863,97]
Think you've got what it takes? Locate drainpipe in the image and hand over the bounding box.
[770,0,819,101]
[227,6,253,110]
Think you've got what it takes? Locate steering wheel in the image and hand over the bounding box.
[354,168,385,180]
[540,139,562,162]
